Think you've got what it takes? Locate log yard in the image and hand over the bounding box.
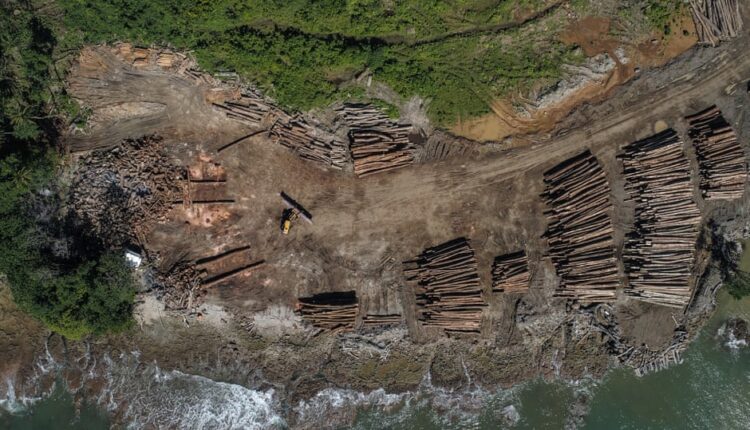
[2,0,750,428]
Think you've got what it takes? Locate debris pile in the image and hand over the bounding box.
[214,92,349,169]
[404,238,485,333]
[620,129,701,308]
[686,105,747,200]
[337,103,416,177]
[156,261,204,310]
[491,251,531,293]
[690,0,743,46]
[541,150,619,303]
[70,135,184,247]
[296,291,359,331]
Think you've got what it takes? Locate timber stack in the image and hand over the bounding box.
[541,150,619,303]
[686,105,747,200]
[620,129,701,308]
[362,314,403,327]
[215,92,349,169]
[272,116,349,169]
[296,291,359,331]
[404,238,485,333]
[690,0,743,45]
[213,90,272,128]
[491,251,531,293]
[336,103,416,177]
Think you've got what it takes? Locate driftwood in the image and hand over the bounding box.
[541,150,619,303]
[296,291,359,331]
[690,0,743,46]
[404,238,485,333]
[620,129,701,308]
[686,105,747,199]
[336,103,416,177]
[492,250,530,293]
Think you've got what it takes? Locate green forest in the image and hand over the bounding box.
[0,0,690,338]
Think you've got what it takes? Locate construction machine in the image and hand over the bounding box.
[279,192,312,235]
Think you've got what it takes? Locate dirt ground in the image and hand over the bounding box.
[5,7,750,422]
[451,11,699,142]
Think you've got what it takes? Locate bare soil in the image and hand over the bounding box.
[450,11,699,142]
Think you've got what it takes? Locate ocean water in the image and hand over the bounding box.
[2,279,749,429]
[0,383,109,430]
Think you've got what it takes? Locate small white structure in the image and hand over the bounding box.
[124,249,143,268]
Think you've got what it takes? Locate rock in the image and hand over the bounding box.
[501,404,520,426]
[716,318,749,349]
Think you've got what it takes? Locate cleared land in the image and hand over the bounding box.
[56,3,750,394]
[3,3,750,427]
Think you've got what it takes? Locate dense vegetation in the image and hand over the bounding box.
[59,0,581,124]
[1,1,135,339]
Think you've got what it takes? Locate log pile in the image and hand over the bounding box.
[404,238,486,333]
[114,43,191,72]
[362,314,403,327]
[336,103,415,177]
[690,0,743,45]
[215,92,349,169]
[272,116,349,169]
[70,135,184,247]
[491,251,531,293]
[541,150,619,303]
[296,291,359,331]
[686,105,747,200]
[212,90,272,129]
[620,129,701,308]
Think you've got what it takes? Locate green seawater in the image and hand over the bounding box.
[0,383,109,430]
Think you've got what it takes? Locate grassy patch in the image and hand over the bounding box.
[643,0,686,35]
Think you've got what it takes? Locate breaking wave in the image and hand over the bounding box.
[97,354,284,429]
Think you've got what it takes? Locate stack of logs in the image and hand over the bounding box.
[214,92,349,169]
[213,90,271,128]
[70,135,184,247]
[620,129,701,308]
[362,314,402,327]
[541,150,619,303]
[404,238,485,333]
[491,251,531,293]
[296,291,359,330]
[686,105,747,200]
[690,0,743,45]
[336,103,415,177]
